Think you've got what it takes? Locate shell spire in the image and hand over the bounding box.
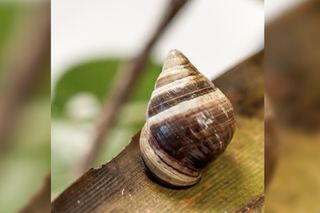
[155,49,200,89]
[162,49,191,70]
[140,49,235,188]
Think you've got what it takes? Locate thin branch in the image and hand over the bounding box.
[0,1,50,154]
[264,94,279,189]
[78,0,191,174]
[19,174,51,213]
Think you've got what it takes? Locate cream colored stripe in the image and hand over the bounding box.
[152,75,201,97]
[149,89,230,123]
[157,67,193,84]
[140,126,200,186]
[160,63,192,76]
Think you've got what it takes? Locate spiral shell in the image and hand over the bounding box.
[140,49,235,187]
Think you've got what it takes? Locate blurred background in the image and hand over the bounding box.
[265,0,320,212]
[0,0,50,212]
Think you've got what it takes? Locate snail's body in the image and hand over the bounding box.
[140,49,235,187]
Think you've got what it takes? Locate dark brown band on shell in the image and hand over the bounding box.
[149,93,235,170]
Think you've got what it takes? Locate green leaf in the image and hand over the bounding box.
[52,58,162,117]
[52,58,122,116]
[0,5,19,51]
[0,5,20,76]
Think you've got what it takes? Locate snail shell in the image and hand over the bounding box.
[140,49,235,187]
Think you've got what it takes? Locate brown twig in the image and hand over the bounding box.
[78,0,191,174]
[264,94,279,189]
[0,1,50,154]
[19,174,51,213]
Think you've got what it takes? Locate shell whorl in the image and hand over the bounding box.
[140,49,235,187]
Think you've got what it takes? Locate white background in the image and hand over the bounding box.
[51,0,265,85]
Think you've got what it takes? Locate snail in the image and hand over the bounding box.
[140,49,235,187]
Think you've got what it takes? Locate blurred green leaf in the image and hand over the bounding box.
[52,58,122,116]
[0,4,50,100]
[129,61,162,102]
[0,5,19,51]
[52,58,161,117]
[0,5,19,76]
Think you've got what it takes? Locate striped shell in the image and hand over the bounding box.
[140,49,235,187]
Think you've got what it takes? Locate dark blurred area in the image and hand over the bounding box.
[265,0,320,212]
[266,0,320,131]
[0,1,50,212]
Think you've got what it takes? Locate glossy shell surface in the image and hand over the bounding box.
[140,49,235,187]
